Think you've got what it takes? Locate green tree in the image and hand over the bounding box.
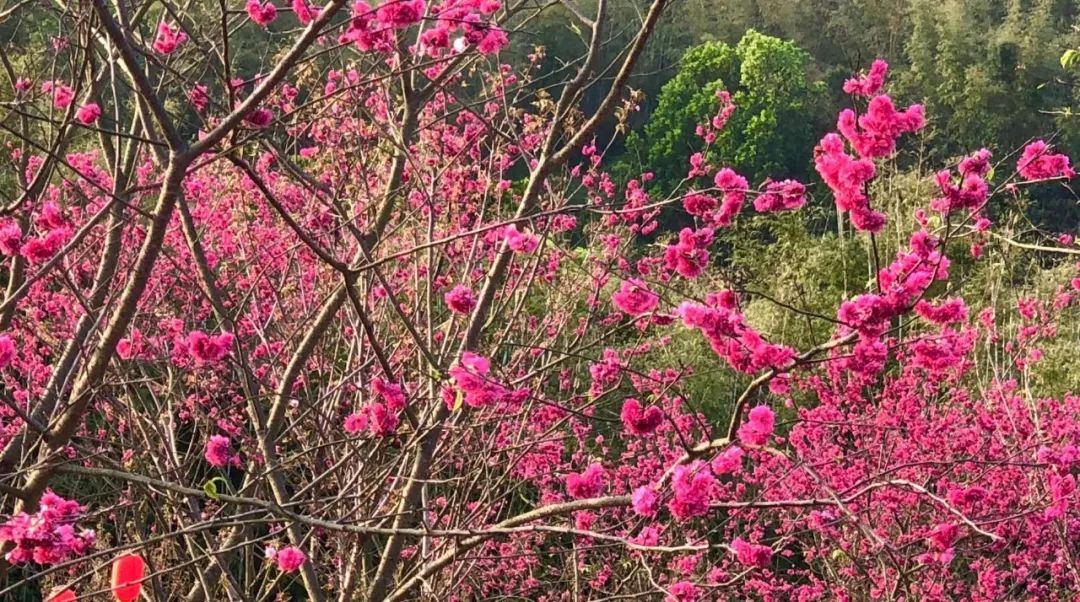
[623,31,824,191]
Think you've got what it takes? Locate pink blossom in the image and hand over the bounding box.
[14,77,31,92]
[842,59,887,97]
[753,179,806,213]
[668,461,714,520]
[0,490,95,565]
[21,228,70,264]
[477,28,508,54]
[664,228,712,279]
[503,224,539,253]
[245,108,273,128]
[1018,140,1074,181]
[275,545,306,572]
[372,378,407,411]
[0,222,22,256]
[611,279,659,315]
[737,405,775,447]
[565,462,605,499]
[292,0,319,24]
[376,0,425,28]
[189,84,210,112]
[710,446,743,474]
[836,96,924,159]
[915,298,968,325]
[204,435,233,467]
[730,537,772,568]
[712,168,748,226]
[153,22,188,54]
[631,486,659,517]
[448,352,508,408]
[343,412,366,434]
[444,285,476,314]
[0,334,15,368]
[246,0,278,26]
[186,330,234,363]
[75,103,101,125]
[620,398,664,435]
[667,581,700,602]
[41,81,74,109]
[814,133,882,232]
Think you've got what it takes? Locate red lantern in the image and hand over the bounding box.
[46,590,77,602]
[110,553,145,602]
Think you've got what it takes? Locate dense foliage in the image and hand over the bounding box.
[0,1,1079,601]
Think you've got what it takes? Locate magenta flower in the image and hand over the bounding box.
[565,462,605,499]
[153,22,188,54]
[274,545,306,572]
[736,406,775,447]
[668,461,715,520]
[620,398,664,435]
[204,435,233,467]
[730,537,772,568]
[187,330,234,363]
[444,285,476,314]
[292,0,319,24]
[0,334,15,368]
[612,279,659,316]
[503,224,539,253]
[376,0,425,28]
[246,0,278,26]
[842,59,887,97]
[0,490,95,565]
[41,81,74,109]
[710,446,744,475]
[244,108,274,128]
[631,486,658,517]
[753,179,806,213]
[76,103,102,125]
[1018,140,1075,181]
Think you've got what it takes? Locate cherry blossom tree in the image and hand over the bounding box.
[0,1,1079,601]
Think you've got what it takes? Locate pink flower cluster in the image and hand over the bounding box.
[1017,140,1075,181]
[668,461,715,520]
[40,81,74,109]
[620,398,664,435]
[753,178,806,213]
[565,462,605,499]
[416,0,505,55]
[153,22,187,55]
[0,491,95,565]
[444,284,476,314]
[246,0,278,26]
[0,333,15,368]
[204,434,235,467]
[730,537,772,568]
[842,59,887,96]
[448,352,508,408]
[663,227,712,279]
[186,330,235,364]
[344,378,406,436]
[711,168,749,227]
[930,148,992,214]
[266,545,306,572]
[678,291,795,374]
[816,60,925,232]
[76,103,101,125]
[611,279,659,315]
[736,405,775,447]
[503,224,539,253]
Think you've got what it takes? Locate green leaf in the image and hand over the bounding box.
[1061,49,1080,69]
[204,477,228,501]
